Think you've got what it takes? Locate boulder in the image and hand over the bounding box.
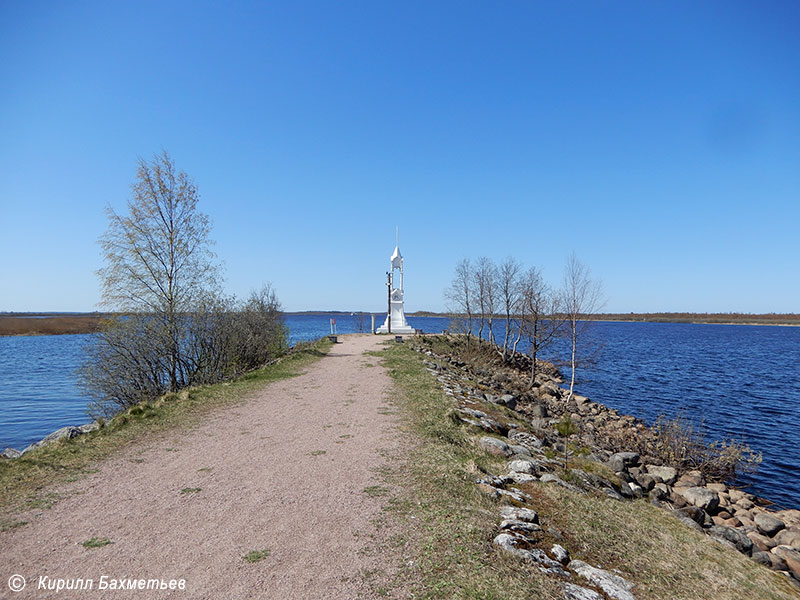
[635,473,655,492]
[751,550,772,567]
[1,448,22,459]
[645,464,678,485]
[551,544,570,565]
[529,404,548,418]
[709,525,753,556]
[706,482,727,493]
[608,452,640,472]
[563,583,604,600]
[747,531,777,552]
[771,546,800,580]
[499,506,539,524]
[493,533,568,576]
[568,560,636,600]
[498,394,517,410]
[676,506,706,525]
[677,487,720,513]
[480,437,511,457]
[508,459,539,475]
[508,444,532,458]
[674,470,705,488]
[774,528,800,550]
[735,498,755,511]
[754,512,786,538]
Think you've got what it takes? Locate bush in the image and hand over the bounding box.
[82,286,288,419]
[650,414,762,483]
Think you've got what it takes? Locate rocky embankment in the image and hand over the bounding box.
[1,422,100,459]
[411,338,800,597]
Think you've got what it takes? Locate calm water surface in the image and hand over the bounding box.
[1,316,798,509]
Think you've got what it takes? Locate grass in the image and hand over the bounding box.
[376,339,800,600]
[310,450,327,456]
[0,338,332,518]
[376,342,563,599]
[180,487,201,495]
[82,537,113,548]
[243,548,271,563]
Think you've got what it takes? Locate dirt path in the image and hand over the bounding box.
[2,334,402,599]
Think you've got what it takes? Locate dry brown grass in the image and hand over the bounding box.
[0,315,106,336]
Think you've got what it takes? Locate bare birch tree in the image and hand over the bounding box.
[97,151,219,392]
[445,258,474,348]
[474,257,497,344]
[498,257,522,362]
[562,252,604,401]
[520,266,562,387]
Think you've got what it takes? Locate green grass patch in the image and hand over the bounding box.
[242,548,271,563]
[310,450,327,456]
[0,339,332,519]
[0,519,28,532]
[363,485,389,498]
[376,342,562,599]
[180,487,201,495]
[82,537,113,548]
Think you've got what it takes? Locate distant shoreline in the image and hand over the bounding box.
[2,311,798,336]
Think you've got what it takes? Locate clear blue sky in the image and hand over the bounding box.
[1,1,798,313]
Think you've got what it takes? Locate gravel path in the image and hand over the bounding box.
[2,334,401,599]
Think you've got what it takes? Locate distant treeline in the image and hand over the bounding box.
[409,311,800,326]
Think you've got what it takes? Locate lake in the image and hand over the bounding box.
[1,315,798,509]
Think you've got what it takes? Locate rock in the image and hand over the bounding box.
[493,533,568,576]
[563,582,604,600]
[709,525,753,556]
[480,437,511,457]
[508,445,532,458]
[508,430,543,449]
[735,498,755,511]
[539,473,584,494]
[645,464,678,486]
[729,489,746,503]
[608,452,640,472]
[771,546,800,580]
[635,473,655,492]
[676,506,706,525]
[774,528,800,550]
[23,425,83,453]
[499,506,539,524]
[767,552,788,571]
[478,418,510,436]
[508,459,539,475]
[707,482,727,493]
[649,486,668,502]
[747,531,777,552]
[754,512,786,538]
[751,550,772,567]
[530,404,548,418]
[508,472,538,484]
[1,448,22,459]
[500,519,541,534]
[551,544,570,565]
[498,394,517,409]
[677,487,720,513]
[568,560,636,600]
[674,470,705,488]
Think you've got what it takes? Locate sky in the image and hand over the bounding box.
[1,1,798,314]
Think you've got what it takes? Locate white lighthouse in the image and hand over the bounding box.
[376,232,415,335]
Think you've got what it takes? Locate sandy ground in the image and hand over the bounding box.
[1,334,402,599]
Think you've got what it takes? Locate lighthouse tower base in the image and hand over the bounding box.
[376,309,415,334]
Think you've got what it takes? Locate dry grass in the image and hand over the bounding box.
[0,315,106,336]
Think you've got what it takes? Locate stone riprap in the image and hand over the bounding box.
[415,338,800,587]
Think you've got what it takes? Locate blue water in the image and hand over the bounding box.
[1,316,798,509]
